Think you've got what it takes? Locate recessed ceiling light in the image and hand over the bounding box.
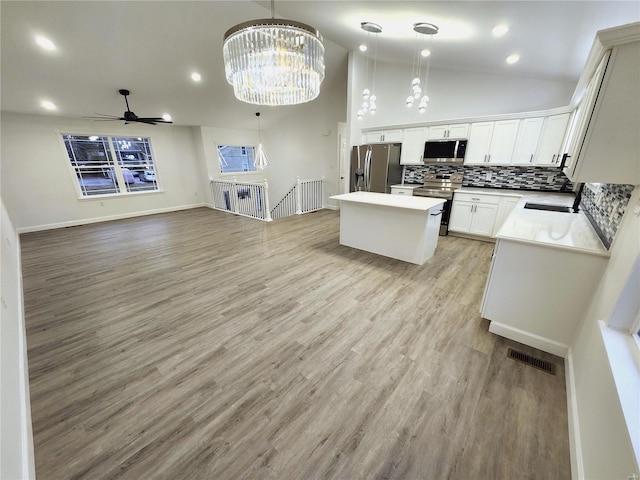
[35,35,56,51]
[162,113,172,121]
[191,72,202,82]
[40,100,56,110]
[506,54,520,64]
[421,49,431,57]
[359,44,367,52]
[88,136,99,141]
[492,25,509,37]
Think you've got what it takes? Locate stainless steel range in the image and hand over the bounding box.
[413,173,463,236]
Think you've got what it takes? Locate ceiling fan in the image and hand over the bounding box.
[86,89,173,125]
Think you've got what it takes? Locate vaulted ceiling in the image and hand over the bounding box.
[1,1,638,129]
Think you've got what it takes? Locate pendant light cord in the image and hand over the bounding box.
[256,112,263,144]
[271,0,275,18]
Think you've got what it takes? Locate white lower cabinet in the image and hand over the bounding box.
[449,192,500,236]
[492,196,520,236]
[481,238,607,355]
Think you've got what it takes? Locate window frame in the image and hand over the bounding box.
[59,131,163,199]
[216,144,258,176]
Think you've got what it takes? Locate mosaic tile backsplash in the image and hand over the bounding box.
[580,183,635,249]
[404,165,574,192]
[403,165,635,250]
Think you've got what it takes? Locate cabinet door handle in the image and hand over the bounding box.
[471,197,480,200]
[530,154,533,163]
[552,154,556,163]
[487,154,491,162]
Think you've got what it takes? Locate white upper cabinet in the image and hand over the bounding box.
[489,120,520,164]
[534,113,570,166]
[464,120,520,165]
[365,129,403,144]
[564,35,640,184]
[465,122,494,164]
[400,127,428,165]
[512,117,545,165]
[427,124,469,140]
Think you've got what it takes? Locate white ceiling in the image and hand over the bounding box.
[1,1,638,129]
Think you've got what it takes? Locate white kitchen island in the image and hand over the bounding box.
[330,191,446,265]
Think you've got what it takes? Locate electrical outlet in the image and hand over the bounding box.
[485,172,492,181]
[547,175,554,184]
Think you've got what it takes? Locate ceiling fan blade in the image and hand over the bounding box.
[137,117,173,124]
[134,119,158,125]
[91,112,122,118]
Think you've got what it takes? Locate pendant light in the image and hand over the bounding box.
[222,0,325,106]
[357,22,382,120]
[254,112,270,169]
[406,23,437,114]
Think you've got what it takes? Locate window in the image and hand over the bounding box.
[62,134,160,197]
[217,145,256,174]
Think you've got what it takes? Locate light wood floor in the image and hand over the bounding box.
[21,207,571,479]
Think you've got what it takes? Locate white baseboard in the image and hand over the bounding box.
[488,321,569,357]
[16,203,205,233]
[565,349,584,480]
[323,204,339,211]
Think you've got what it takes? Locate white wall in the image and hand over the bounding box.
[0,200,35,480]
[195,50,349,210]
[1,113,205,231]
[348,54,576,146]
[569,186,640,478]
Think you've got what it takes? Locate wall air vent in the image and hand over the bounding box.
[507,348,556,375]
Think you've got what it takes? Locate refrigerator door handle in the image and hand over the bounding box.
[365,147,372,191]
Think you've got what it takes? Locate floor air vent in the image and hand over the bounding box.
[507,348,556,375]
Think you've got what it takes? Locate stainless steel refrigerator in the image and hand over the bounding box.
[350,143,402,193]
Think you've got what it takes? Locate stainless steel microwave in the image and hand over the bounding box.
[423,139,467,164]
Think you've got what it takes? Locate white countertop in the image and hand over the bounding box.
[458,188,608,256]
[389,184,421,189]
[457,187,574,202]
[331,191,445,211]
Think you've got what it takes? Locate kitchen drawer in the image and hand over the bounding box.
[390,187,414,196]
[453,192,501,205]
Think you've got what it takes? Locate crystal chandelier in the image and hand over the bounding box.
[357,22,382,120]
[222,0,325,106]
[406,23,438,114]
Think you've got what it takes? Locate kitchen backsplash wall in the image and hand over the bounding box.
[580,183,635,249]
[404,165,574,192]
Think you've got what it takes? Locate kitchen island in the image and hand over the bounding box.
[330,191,446,265]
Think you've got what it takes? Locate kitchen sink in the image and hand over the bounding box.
[524,202,573,213]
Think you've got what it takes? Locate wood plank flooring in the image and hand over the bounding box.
[20,207,571,479]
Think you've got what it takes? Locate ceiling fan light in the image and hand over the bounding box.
[223,19,325,106]
[162,113,172,121]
